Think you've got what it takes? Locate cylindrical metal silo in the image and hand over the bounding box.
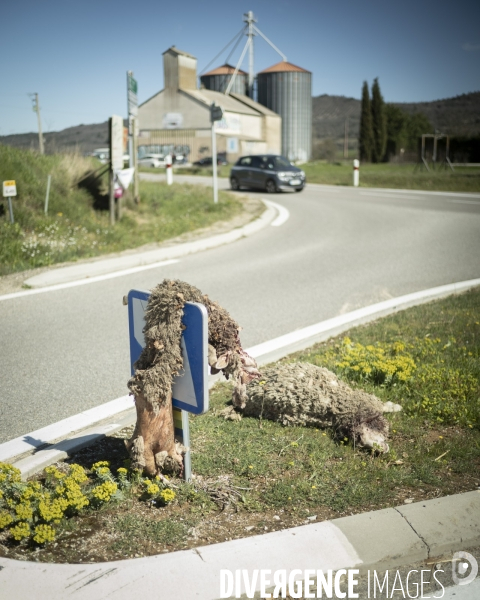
[257,61,312,162]
[200,64,248,95]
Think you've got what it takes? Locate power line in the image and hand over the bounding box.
[199,26,246,75]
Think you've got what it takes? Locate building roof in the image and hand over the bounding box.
[183,88,260,116]
[229,92,279,117]
[202,63,247,76]
[258,61,311,74]
[162,46,196,59]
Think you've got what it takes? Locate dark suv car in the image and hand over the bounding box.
[230,155,305,193]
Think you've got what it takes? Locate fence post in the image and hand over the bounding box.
[44,174,51,215]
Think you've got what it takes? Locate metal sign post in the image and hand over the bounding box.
[109,115,124,225]
[3,180,17,223]
[210,103,224,204]
[127,289,209,481]
[127,72,140,203]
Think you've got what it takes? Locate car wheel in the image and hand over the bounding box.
[295,187,304,192]
[265,179,277,194]
[230,176,240,191]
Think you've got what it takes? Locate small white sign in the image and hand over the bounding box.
[3,180,17,197]
[163,112,183,129]
[227,137,239,153]
[115,168,135,190]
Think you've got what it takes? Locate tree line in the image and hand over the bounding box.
[359,79,432,162]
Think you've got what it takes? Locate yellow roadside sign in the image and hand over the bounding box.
[3,180,17,197]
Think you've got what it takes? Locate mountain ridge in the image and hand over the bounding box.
[1,91,479,154]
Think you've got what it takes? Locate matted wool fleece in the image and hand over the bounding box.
[127,279,260,411]
[245,362,391,450]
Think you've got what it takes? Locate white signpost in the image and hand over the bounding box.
[127,72,140,203]
[3,180,17,223]
[127,289,209,480]
[108,115,124,226]
[211,103,224,204]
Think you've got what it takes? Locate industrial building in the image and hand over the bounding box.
[257,61,312,163]
[137,47,281,163]
[200,64,248,96]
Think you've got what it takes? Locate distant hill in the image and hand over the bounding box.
[0,122,110,155]
[312,91,480,143]
[2,92,479,155]
[396,92,480,137]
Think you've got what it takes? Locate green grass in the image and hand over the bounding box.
[302,161,480,192]
[107,514,189,554]
[188,288,480,515]
[165,159,480,193]
[0,146,242,275]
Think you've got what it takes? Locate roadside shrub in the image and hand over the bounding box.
[0,459,181,546]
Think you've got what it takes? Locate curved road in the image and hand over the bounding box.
[1,178,479,443]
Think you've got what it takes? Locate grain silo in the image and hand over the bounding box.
[257,61,312,162]
[200,64,248,95]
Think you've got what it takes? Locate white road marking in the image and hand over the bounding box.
[262,199,290,226]
[0,259,179,302]
[448,199,480,206]
[357,187,480,199]
[360,192,422,200]
[247,277,480,359]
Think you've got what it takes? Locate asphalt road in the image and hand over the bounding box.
[1,177,479,443]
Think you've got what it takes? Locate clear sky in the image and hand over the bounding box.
[1,0,479,135]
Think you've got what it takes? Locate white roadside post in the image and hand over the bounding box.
[353,159,360,187]
[165,154,173,185]
[3,180,17,223]
[210,103,224,204]
[109,115,124,226]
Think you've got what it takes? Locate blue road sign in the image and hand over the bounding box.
[127,289,209,415]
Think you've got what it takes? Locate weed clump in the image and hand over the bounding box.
[0,460,176,546]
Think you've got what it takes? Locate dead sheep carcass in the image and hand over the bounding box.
[239,362,401,452]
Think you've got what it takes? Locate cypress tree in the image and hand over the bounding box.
[359,81,374,162]
[371,78,387,162]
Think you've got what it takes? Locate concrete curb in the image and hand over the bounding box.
[0,491,478,600]
[23,201,276,288]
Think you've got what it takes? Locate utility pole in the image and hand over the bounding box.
[132,117,139,203]
[244,11,256,98]
[344,118,349,159]
[210,103,224,204]
[30,93,44,154]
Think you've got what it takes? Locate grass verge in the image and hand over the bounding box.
[302,161,480,192]
[165,160,480,193]
[0,146,243,276]
[0,288,478,563]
